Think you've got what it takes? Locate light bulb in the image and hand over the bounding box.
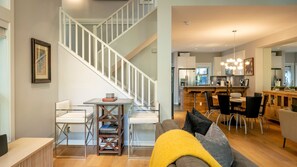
[220,62,225,66]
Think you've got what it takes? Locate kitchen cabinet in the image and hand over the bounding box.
[177,56,196,68]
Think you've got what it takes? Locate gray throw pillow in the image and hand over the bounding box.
[195,123,234,167]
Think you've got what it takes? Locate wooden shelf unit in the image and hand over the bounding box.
[84,98,133,156]
[97,105,124,155]
[263,90,297,121]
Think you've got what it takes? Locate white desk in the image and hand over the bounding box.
[0,138,53,167]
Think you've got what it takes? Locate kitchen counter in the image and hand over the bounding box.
[182,86,248,112]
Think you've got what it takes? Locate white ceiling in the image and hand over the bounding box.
[172,6,297,52]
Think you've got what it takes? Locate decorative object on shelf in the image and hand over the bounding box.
[244,58,254,76]
[244,79,249,87]
[220,30,243,71]
[31,38,51,83]
[102,93,117,102]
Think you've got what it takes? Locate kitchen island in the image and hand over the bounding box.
[182,86,248,112]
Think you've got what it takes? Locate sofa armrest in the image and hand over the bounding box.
[278,109,297,143]
[155,123,165,141]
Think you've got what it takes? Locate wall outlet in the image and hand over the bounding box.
[199,102,202,106]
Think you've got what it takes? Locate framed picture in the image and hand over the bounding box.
[31,38,51,83]
[244,57,254,76]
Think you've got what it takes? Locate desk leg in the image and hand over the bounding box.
[96,105,100,155]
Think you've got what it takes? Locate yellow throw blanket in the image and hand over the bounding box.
[149,129,221,167]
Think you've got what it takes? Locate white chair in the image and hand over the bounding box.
[128,102,160,159]
[55,100,94,158]
[278,109,297,148]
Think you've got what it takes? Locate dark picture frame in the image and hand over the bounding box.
[31,38,51,83]
[244,57,254,76]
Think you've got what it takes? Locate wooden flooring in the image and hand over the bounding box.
[54,107,297,167]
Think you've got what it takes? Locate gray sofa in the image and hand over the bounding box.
[155,119,257,167]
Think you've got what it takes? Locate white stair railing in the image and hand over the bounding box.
[93,0,157,44]
[59,8,157,106]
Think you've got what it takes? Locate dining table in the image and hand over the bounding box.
[212,95,246,129]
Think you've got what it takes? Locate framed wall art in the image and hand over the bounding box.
[31,38,51,83]
[244,57,254,76]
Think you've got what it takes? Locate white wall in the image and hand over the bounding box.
[192,52,221,63]
[130,40,157,80]
[58,45,127,104]
[15,0,61,138]
[62,0,126,20]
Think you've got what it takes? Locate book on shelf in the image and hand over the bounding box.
[99,124,118,133]
[102,97,118,102]
[100,138,118,143]
[100,142,119,150]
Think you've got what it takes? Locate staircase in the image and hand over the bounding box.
[93,0,157,45]
[59,7,157,106]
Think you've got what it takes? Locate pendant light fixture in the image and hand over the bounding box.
[220,30,243,70]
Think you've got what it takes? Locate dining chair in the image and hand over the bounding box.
[238,96,263,134]
[259,95,269,128]
[254,92,262,97]
[204,91,220,118]
[216,95,237,130]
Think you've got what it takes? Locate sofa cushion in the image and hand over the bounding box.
[231,149,257,167]
[162,119,180,132]
[183,111,211,135]
[192,108,212,125]
[196,123,234,167]
[175,156,209,167]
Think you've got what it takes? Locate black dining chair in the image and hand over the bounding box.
[216,95,237,130]
[254,92,262,97]
[238,96,263,134]
[204,91,220,118]
[259,95,269,128]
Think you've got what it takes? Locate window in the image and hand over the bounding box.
[0,0,10,9]
[196,67,209,85]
